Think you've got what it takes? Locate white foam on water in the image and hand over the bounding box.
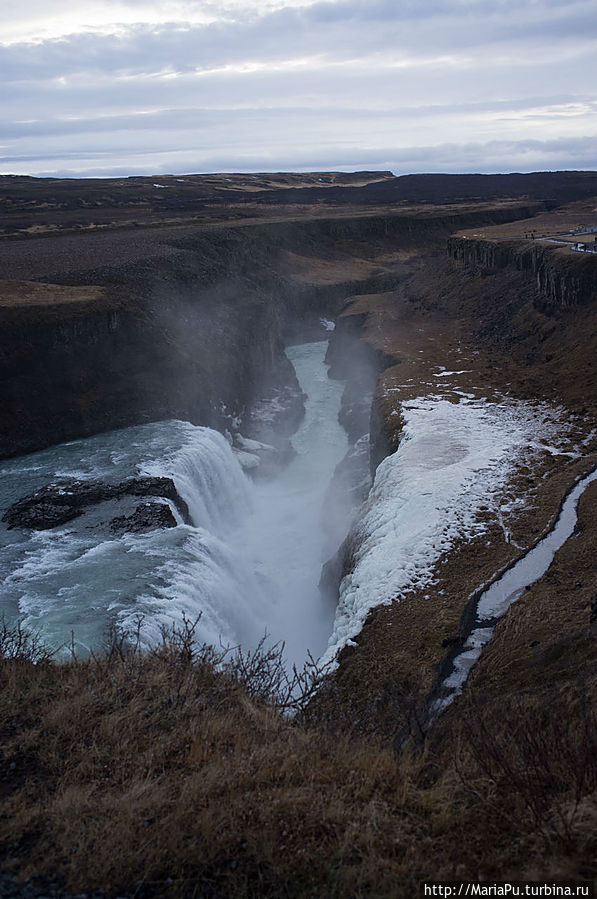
[236,341,350,668]
[141,424,252,534]
[115,526,271,652]
[0,420,258,654]
[0,343,351,670]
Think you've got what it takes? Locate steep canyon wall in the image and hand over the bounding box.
[448,236,597,310]
[0,204,546,459]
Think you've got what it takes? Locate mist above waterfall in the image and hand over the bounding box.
[0,340,356,671]
[239,342,349,667]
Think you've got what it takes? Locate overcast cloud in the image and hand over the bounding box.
[2,0,596,177]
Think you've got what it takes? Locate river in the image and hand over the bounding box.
[0,341,349,669]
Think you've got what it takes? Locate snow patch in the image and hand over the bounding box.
[323,396,565,665]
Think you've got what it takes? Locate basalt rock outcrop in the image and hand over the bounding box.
[2,476,191,531]
[319,301,399,603]
[447,236,597,310]
[325,303,399,477]
[110,501,178,534]
[0,276,301,460]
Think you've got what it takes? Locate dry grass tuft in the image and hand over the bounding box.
[1,619,596,897]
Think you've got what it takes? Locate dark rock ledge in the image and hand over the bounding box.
[2,476,191,533]
[109,501,179,534]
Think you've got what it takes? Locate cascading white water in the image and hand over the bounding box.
[0,340,350,668]
[144,426,252,533]
[115,424,270,653]
[238,342,349,668]
[0,419,261,654]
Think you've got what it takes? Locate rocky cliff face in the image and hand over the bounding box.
[0,282,303,459]
[324,307,398,477]
[0,203,546,460]
[319,299,401,603]
[0,295,128,457]
[447,236,597,310]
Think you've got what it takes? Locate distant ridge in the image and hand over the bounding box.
[245,170,597,206]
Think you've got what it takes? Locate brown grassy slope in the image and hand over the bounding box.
[432,479,597,877]
[1,621,596,898]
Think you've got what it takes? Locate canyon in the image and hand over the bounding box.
[1,170,597,894]
[2,170,597,698]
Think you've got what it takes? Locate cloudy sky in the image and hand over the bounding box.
[2,0,596,177]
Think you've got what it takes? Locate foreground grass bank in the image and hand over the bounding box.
[1,617,596,899]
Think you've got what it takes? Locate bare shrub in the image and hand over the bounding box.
[87,616,331,717]
[223,636,332,714]
[0,615,53,664]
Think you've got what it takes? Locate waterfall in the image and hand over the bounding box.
[0,342,350,669]
[0,419,261,655]
[121,422,269,652]
[142,423,252,533]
